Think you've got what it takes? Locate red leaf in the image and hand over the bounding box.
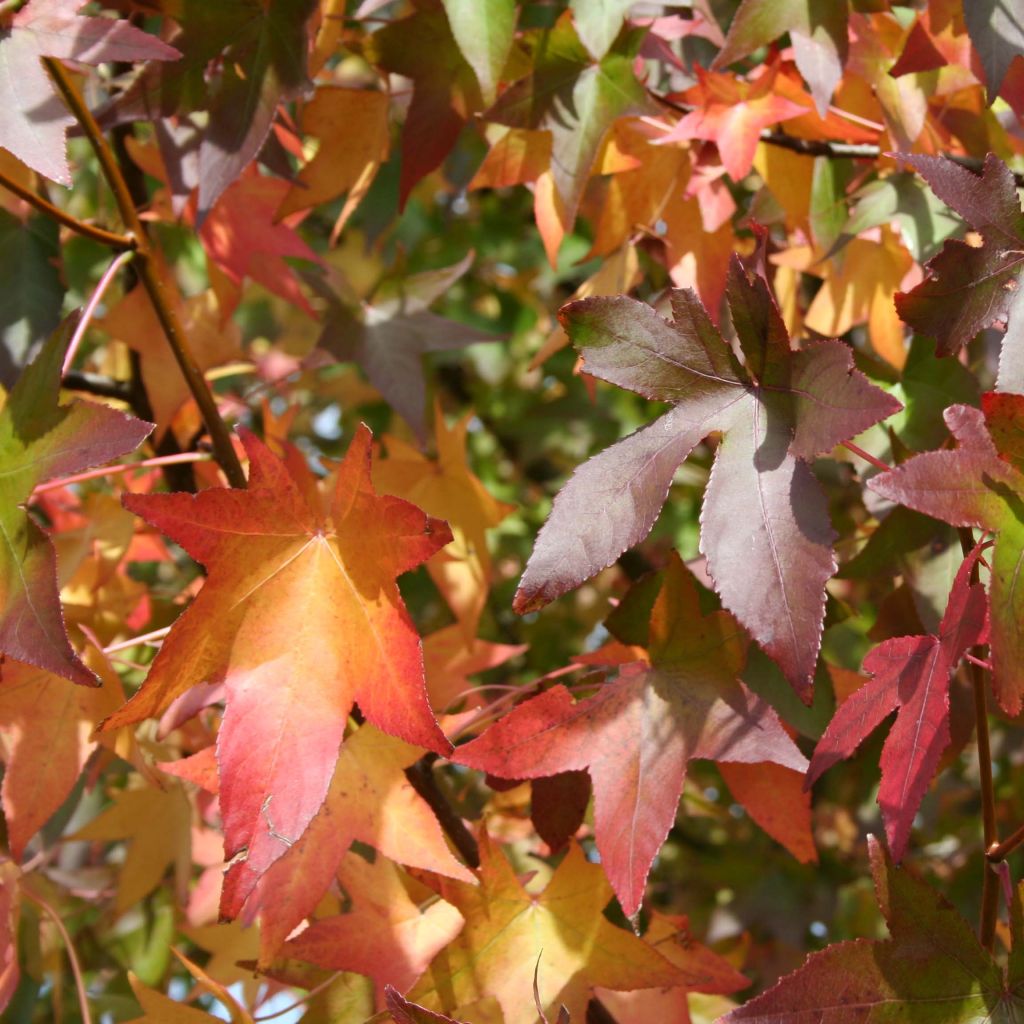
[807,548,987,858]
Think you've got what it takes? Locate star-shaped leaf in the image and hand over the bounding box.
[0,319,152,686]
[894,153,1024,385]
[869,399,1024,714]
[721,836,1024,1023]
[460,555,808,916]
[0,0,180,184]
[103,427,453,917]
[516,258,900,695]
[406,833,690,1024]
[807,546,987,859]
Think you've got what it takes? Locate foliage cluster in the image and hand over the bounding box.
[3,0,1024,1021]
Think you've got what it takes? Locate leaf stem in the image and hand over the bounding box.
[42,58,247,490]
[987,822,1024,863]
[251,973,343,1021]
[0,167,136,249]
[62,249,135,374]
[841,441,891,473]
[20,885,93,1024]
[103,625,173,654]
[958,527,998,949]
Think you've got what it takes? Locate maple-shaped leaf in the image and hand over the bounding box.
[406,833,690,1024]
[894,153,1024,382]
[806,547,987,860]
[200,171,321,319]
[657,64,810,181]
[460,555,808,916]
[516,258,900,694]
[366,1,483,207]
[423,624,526,712]
[713,0,849,116]
[485,12,651,222]
[278,850,464,995]
[0,652,129,858]
[218,723,475,964]
[0,0,179,184]
[869,399,1024,714]
[310,253,496,443]
[72,781,192,912]
[103,428,453,921]
[374,404,515,632]
[964,0,1024,102]
[0,319,152,687]
[441,0,517,104]
[720,835,1024,1023]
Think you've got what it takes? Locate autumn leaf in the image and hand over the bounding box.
[657,64,810,181]
[278,850,464,995]
[963,0,1024,101]
[485,12,650,222]
[595,910,750,1023]
[423,624,526,712]
[460,555,808,916]
[102,427,453,920]
[516,257,900,695]
[218,723,475,964]
[73,781,192,913]
[387,986,472,1024]
[374,403,515,632]
[0,319,152,687]
[0,652,129,858]
[869,400,1024,714]
[0,861,19,1014]
[0,0,179,184]
[441,0,517,105]
[406,833,690,1024]
[713,0,849,116]
[310,253,496,442]
[720,836,1024,1022]
[199,171,321,319]
[894,153,1024,381]
[807,546,987,859]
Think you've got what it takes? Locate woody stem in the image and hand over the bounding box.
[42,58,247,489]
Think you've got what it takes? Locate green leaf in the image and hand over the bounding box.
[441,0,517,103]
[570,0,632,59]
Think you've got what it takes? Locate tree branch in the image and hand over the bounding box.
[42,57,247,489]
[0,167,136,249]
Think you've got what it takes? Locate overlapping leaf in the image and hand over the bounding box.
[0,0,180,183]
[721,837,1024,1022]
[894,154,1024,387]
[0,321,152,686]
[869,399,1024,714]
[461,555,808,916]
[406,833,689,1024]
[807,547,987,859]
[103,428,453,918]
[516,257,900,694]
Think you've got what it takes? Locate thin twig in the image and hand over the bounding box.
[0,166,135,249]
[32,451,210,496]
[841,440,891,473]
[958,527,999,949]
[42,58,247,489]
[20,886,93,1024]
[63,249,135,374]
[988,821,1024,863]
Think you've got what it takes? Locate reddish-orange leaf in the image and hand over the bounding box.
[659,64,809,180]
[103,427,452,917]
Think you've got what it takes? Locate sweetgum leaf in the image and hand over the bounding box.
[963,0,1024,101]
[462,555,808,915]
[807,547,987,860]
[0,319,152,686]
[894,153,1024,378]
[103,427,452,909]
[0,0,180,184]
[516,257,900,694]
[720,836,1022,1022]
[869,401,1024,714]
